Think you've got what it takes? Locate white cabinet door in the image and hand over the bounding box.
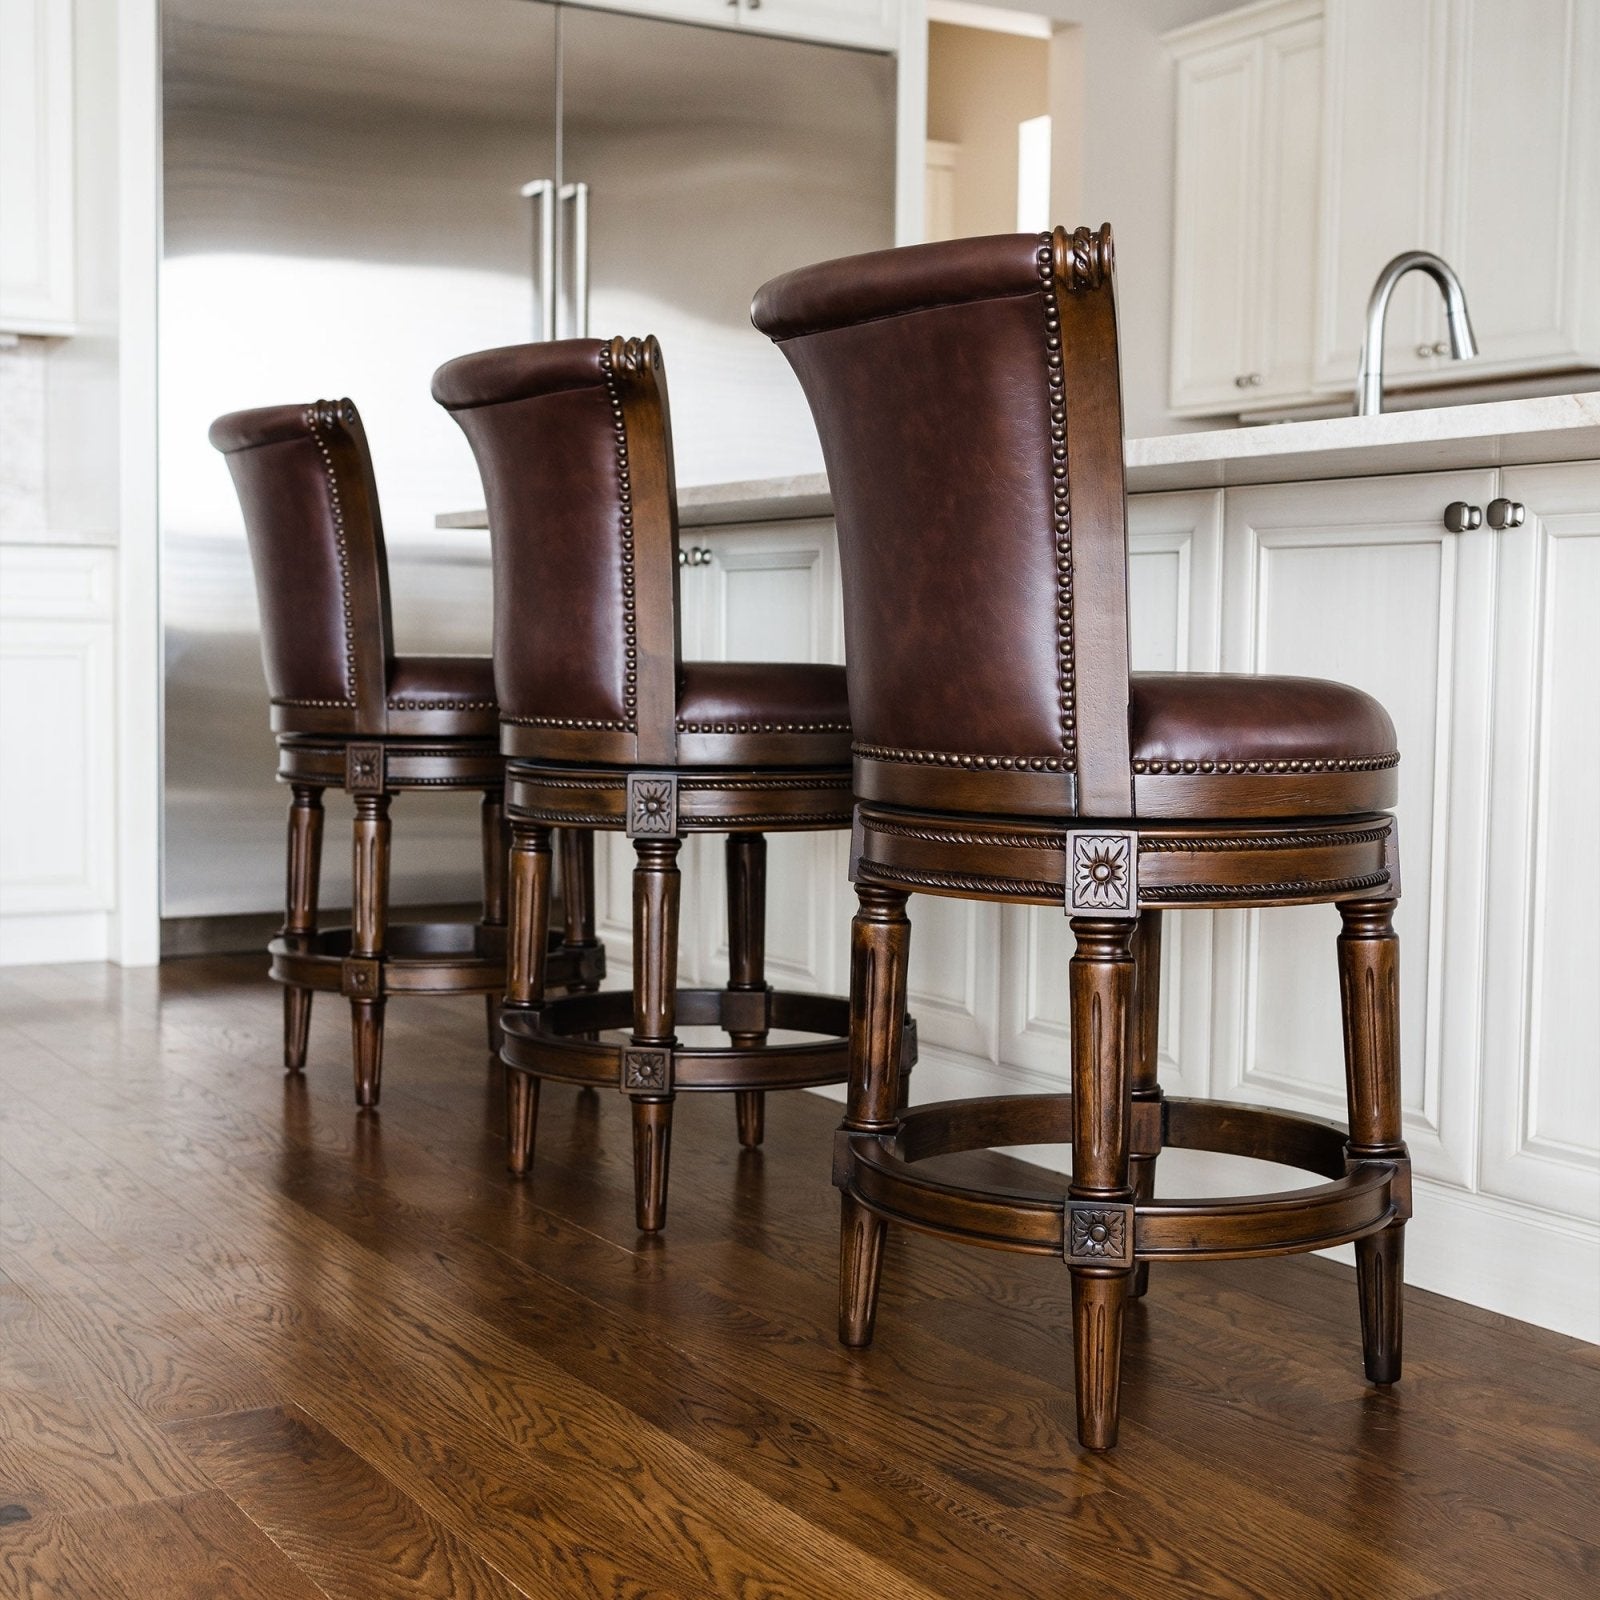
[1317,0,1600,392]
[999,491,1223,1095]
[1478,463,1600,1223]
[736,0,899,51]
[0,546,115,964]
[1443,0,1599,374]
[0,0,75,333]
[1168,38,1258,413]
[1216,471,1498,1188]
[1168,5,1323,415]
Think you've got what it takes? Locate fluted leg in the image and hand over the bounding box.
[726,832,768,1149]
[281,784,324,1071]
[1128,910,1163,1299]
[349,793,391,1109]
[557,828,601,994]
[1067,916,1137,1451]
[504,821,552,1175]
[481,789,507,1050]
[1338,897,1408,1385]
[838,884,911,1348]
[630,837,681,1233]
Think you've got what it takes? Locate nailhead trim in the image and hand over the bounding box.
[1038,233,1076,769]
[854,742,1065,772]
[274,696,356,709]
[677,719,850,735]
[1131,754,1400,776]
[304,400,359,708]
[387,698,496,712]
[598,342,639,734]
[502,714,630,730]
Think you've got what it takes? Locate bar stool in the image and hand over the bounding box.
[754,227,1410,1450]
[433,337,914,1231]
[210,398,604,1107]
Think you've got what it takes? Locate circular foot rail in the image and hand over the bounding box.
[839,1092,1410,1263]
[500,987,918,1094]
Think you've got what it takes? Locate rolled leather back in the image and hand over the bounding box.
[753,226,1133,818]
[209,398,393,736]
[432,337,681,766]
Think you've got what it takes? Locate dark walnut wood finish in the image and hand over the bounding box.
[210,398,603,1108]
[756,225,1411,1450]
[435,335,914,1234]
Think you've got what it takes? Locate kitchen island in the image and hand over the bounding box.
[443,393,1600,1343]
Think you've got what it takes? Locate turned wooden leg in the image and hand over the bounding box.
[629,837,681,1233]
[1338,897,1409,1386]
[349,793,391,1109]
[839,884,911,1349]
[1067,916,1137,1451]
[481,789,508,1051]
[726,831,769,1149]
[504,820,552,1176]
[281,784,324,1072]
[557,828,601,994]
[1128,910,1163,1299]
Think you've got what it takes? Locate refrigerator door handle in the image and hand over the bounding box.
[561,181,590,338]
[520,178,557,342]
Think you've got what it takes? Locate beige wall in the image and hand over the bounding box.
[927,22,1049,240]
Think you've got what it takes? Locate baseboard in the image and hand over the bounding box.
[0,911,111,966]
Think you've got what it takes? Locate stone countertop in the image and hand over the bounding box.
[435,391,1600,529]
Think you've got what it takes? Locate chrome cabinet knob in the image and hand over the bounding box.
[1248,372,1262,386]
[1234,374,1249,388]
[1487,498,1526,529]
[678,545,713,567]
[1416,343,1433,358]
[1432,340,1449,357]
[1443,501,1483,533]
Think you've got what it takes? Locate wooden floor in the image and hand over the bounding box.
[1,957,1597,1599]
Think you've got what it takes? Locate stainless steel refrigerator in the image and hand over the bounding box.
[159,0,895,925]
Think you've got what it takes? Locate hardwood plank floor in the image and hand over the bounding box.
[0,955,1596,1599]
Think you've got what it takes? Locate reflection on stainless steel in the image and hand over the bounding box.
[1356,250,1479,416]
[160,0,894,918]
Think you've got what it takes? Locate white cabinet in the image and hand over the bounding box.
[574,0,900,50]
[1216,471,1498,1188]
[0,0,76,333]
[1316,0,1600,392]
[1167,1,1324,414]
[0,545,115,963]
[1479,462,1600,1223]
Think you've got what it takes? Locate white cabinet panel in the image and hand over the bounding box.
[1167,3,1322,414]
[0,547,114,924]
[1218,472,1497,1186]
[1168,39,1256,412]
[0,0,76,332]
[1480,463,1600,1221]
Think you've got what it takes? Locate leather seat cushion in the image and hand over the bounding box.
[675,661,851,765]
[385,655,498,738]
[1130,672,1396,769]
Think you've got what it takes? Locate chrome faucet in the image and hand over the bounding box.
[1356,251,1478,416]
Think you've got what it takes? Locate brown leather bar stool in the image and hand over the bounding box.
[755,226,1410,1451]
[210,398,604,1107]
[433,337,914,1232]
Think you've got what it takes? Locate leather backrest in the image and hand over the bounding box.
[208,398,393,735]
[753,226,1133,818]
[432,337,681,766]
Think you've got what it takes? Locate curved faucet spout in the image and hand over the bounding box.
[1356,250,1478,416]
